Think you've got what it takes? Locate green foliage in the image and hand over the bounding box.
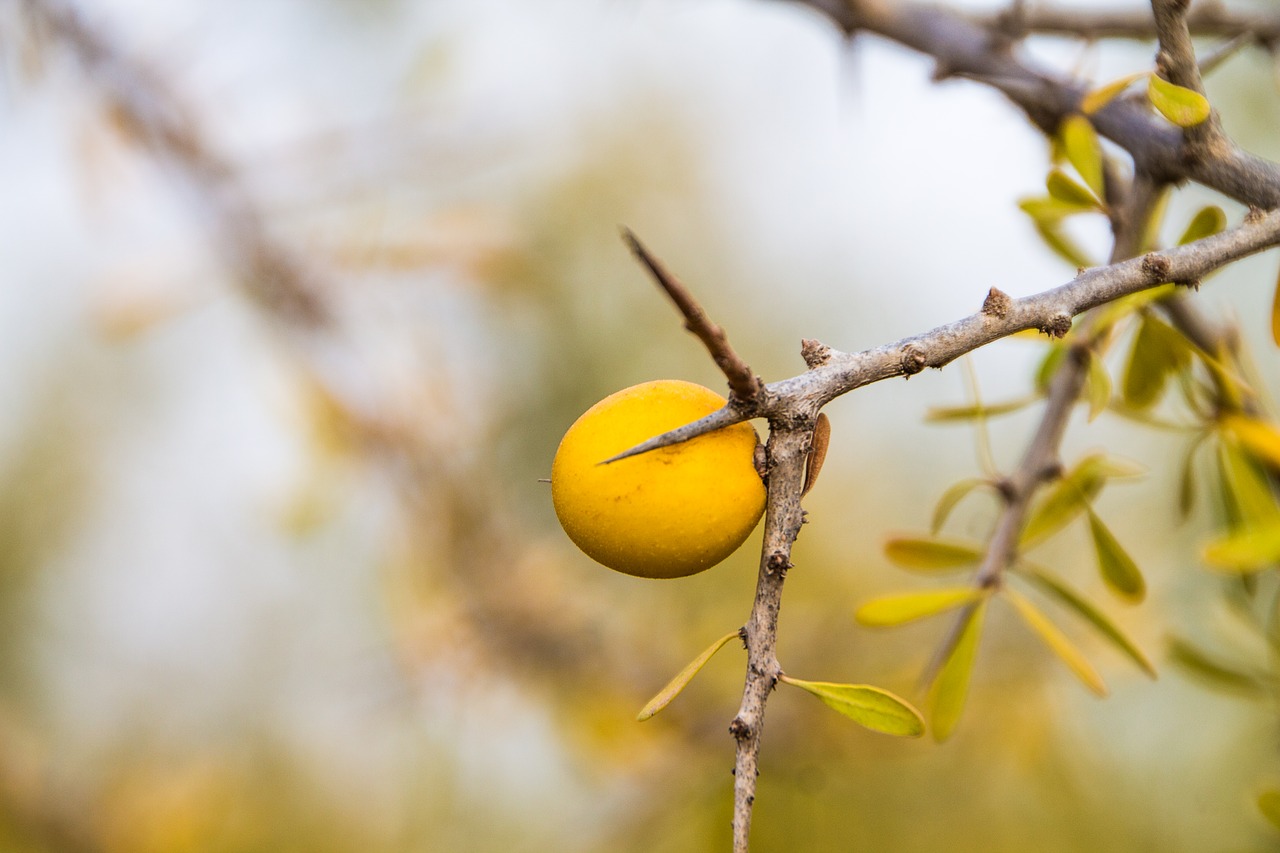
[1085,507,1146,602]
[1045,169,1101,209]
[925,395,1040,422]
[856,588,987,627]
[637,631,740,721]
[884,537,983,571]
[928,601,986,742]
[780,676,925,737]
[1177,206,1226,245]
[1147,75,1212,127]
[1016,567,1155,677]
[1004,587,1108,696]
[1021,453,1144,547]
[1059,114,1106,200]
[930,478,991,534]
[1121,313,1193,409]
[1084,349,1112,421]
[1080,72,1149,115]
[1168,637,1269,695]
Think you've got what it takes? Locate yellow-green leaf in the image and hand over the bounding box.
[1122,313,1192,409]
[1147,74,1212,127]
[1081,71,1149,115]
[780,676,925,737]
[1085,349,1111,421]
[928,600,987,742]
[1177,432,1210,518]
[1202,521,1280,572]
[1168,637,1267,695]
[925,395,1040,422]
[1019,196,1096,223]
[1258,790,1280,832]
[1017,566,1155,677]
[637,631,739,721]
[1272,261,1280,347]
[1022,453,1140,547]
[931,478,989,534]
[1222,414,1280,471]
[1046,169,1100,208]
[856,587,987,627]
[1059,114,1106,199]
[1217,437,1280,530]
[1035,343,1068,392]
[1033,221,1095,269]
[884,537,983,571]
[1085,507,1146,602]
[1178,206,1226,245]
[1004,587,1108,696]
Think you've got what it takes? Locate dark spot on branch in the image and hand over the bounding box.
[801,338,832,368]
[1038,313,1072,338]
[766,552,791,576]
[900,343,927,376]
[729,718,751,740]
[982,287,1012,318]
[1142,252,1172,280]
[1246,206,1267,224]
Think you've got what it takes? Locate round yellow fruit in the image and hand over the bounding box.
[552,380,766,579]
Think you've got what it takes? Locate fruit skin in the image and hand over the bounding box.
[552,380,766,579]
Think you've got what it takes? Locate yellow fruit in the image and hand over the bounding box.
[552,380,766,579]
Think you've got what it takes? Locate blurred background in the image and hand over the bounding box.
[3,0,1280,850]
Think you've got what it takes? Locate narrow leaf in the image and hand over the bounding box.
[1021,455,1110,546]
[780,676,925,737]
[929,600,987,742]
[1168,637,1268,695]
[884,537,983,571]
[636,631,739,721]
[1046,169,1100,208]
[1177,206,1226,245]
[931,478,989,534]
[1059,114,1106,199]
[1085,349,1111,421]
[1035,344,1068,393]
[1033,221,1094,269]
[1222,414,1280,471]
[1004,587,1108,696]
[1018,566,1155,677]
[1019,196,1096,223]
[926,395,1039,422]
[856,587,987,627]
[1177,432,1209,518]
[1122,313,1192,410]
[1085,507,1146,602]
[1218,437,1280,530]
[802,412,831,497]
[1147,74,1212,127]
[1081,71,1149,114]
[1202,522,1280,572]
[1258,790,1280,832]
[1272,261,1280,347]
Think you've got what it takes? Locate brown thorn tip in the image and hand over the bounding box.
[801,338,832,368]
[982,287,1012,318]
[901,343,927,375]
[1039,313,1072,338]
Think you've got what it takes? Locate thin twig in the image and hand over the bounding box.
[622,228,764,403]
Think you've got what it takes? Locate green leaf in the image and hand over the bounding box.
[1021,453,1143,547]
[1122,313,1192,410]
[1217,437,1280,531]
[1033,221,1094,269]
[1202,521,1280,573]
[636,631,739,721]
[1080,71,1149,115]
[1258,790,1280,832]
[1168,637,1267,695]
[1085,349,1111,421]
[1178,206,1226,245]
[856,587,987,627]
[1085,507,1146,602]
[1059,114,1106,199]
[780,676,925,737]
[1046,169,1100,208]
[1177,432,1210,518]
[1019,196,1096,223]
[1017,566,1156,677]
[1004,587,1108,696]
[925,395,1040,422]
[1272,261,1280,347]
[884,537,983,571]
[1035,344,1068,393]
[1222,414,1280,471]
[931,478,989,534]
[928,600,987,742]
[1147,74,1212,127]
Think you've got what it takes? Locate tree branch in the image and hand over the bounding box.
[976,3,1280,45]
[622,229,765,403]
